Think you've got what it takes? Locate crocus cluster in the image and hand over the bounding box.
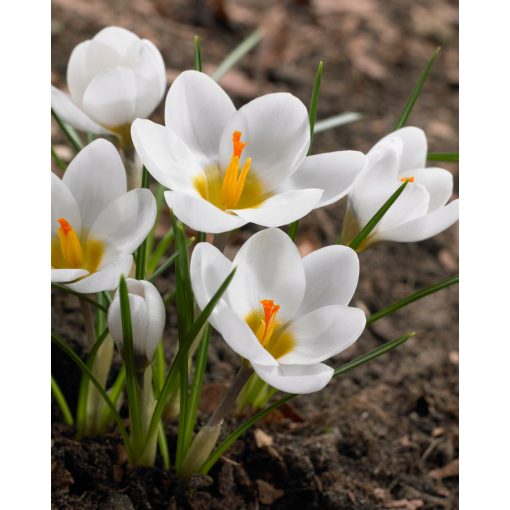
[51,26,459,473]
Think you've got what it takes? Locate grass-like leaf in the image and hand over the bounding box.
[200,332,415,474]
[135,167,150,280]
[52,283,108,313]
[427,152,459,162]
[194,35,203,72]
[347,180,409,251]
[148,227,175,276]
[367,275,458,326]
[149,251,180,283]
[51,331,132,457]
[394,47,441,130]
[51,375,74,426]
[212,28,263,82]
[51,108,83,153]
[313,112,363,133]
[51,146,67,171]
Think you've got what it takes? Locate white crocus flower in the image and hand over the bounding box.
[344,127,459,246]
[51,139,157,293]
[190,228,366,394]
[51,26,166,143]
[108,279,166,368]
[131,70,365,234]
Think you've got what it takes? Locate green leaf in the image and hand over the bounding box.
[158,421,171,470]
[427,152,459,162]
[51,146,67,171]
[347,180,409,251]
[146,267,237,445]
[200,332,415,474]
[147,226,175,276]
[212,28,263,82]
[51,375,74,426]
[98,366,126,432]
[288,60,323,241]
[394,47,441,130]
[135,167,150,280]
[149,250,180,283]
[145,185,166,267]
[51,331,132,457]
[51,109,83,153]
[52,283,109,313]
[314,112,363,133]
[194,35,203,72]
[367,275,458,326]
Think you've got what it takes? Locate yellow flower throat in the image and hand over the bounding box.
[51,218,104,273]
[245,299,295,359]
[194,131,268,210]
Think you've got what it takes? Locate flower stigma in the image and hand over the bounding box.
[400,176,415,183]
[52,218,105,273]
[245,299,295,359]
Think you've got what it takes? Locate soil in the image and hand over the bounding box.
[51,0,459,508]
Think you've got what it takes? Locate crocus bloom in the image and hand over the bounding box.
[132,70,364,234]
[190,228,366,393]
[51,139,156,293]
[108,279,166,368]
[343,127,459,246]
[51,26,166,143]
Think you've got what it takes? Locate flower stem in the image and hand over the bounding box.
[78,297,96,349]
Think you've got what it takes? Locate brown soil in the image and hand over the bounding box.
[51,0,459,508]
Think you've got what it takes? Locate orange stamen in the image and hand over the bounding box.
[259,299,281,345]
[56,217,83,268]
[57,218,72,236]
[232,130,247,158]
[400,176,415,183]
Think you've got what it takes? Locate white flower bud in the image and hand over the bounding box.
[108,279,165,368]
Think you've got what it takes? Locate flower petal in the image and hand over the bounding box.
[299,245,360,314]
[285,151,365,207]
[164,70,235,165]
[67,39,122,106]
[51,268,89,283]
[93,26,140,57]
[232,188,323,227]
[51,86,111,134]
[376,199,459,242]
[212,304,278,366]
[62,139,127,232]
[190,242,233,320]
[164,190,247,234]
[131,119,203,192]
[219,93,310,190]
[82,67,137,127]
[407,167,453,212]
[371,126,427,173]
[278,305,366,365]
[51,173,81,236]
[251,362,334,394]
[65,255,133,293]
[228,228,306,322]
[89,188,156,260]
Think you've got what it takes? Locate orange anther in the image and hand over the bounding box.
[400,176,415,183]
[57,218,72,236]
[232,131,247,158]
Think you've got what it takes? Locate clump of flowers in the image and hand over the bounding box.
[51,27,459,476]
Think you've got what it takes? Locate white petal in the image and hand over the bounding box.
[252,362,334,394]
[132,41,166,119]
[51,173,81,236]
[63,139,127,232]
[131,119,203,192]
[232,188,323,227]
[51,268,89,282]
[407,167,453,212]
[213,304,277,366]
[89,188,156,258]
[278,305,366,365]
[350,144,401,226]
[67,40,122,106]
[299,245,360,314]
[82,67,137,127]
[371,126,427,173]
[190,242,233,315]
[228,228,306,322]
[377,199,459,242]
[219,93,309,190]
[93,26,140,57]
[108,293,147,354]
[51,86,111,134]
[285,151,365,207]
[65,255,133,293]
[164,70,235,165]
[164,190,247,234]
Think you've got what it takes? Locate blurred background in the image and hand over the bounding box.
[52,0,459,508]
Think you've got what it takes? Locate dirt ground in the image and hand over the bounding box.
[51,0,459,508]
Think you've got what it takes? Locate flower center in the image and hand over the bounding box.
[52,218,104,273]
[400,176,415,183]
[193,131,269,211]
[245,299,295,359]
